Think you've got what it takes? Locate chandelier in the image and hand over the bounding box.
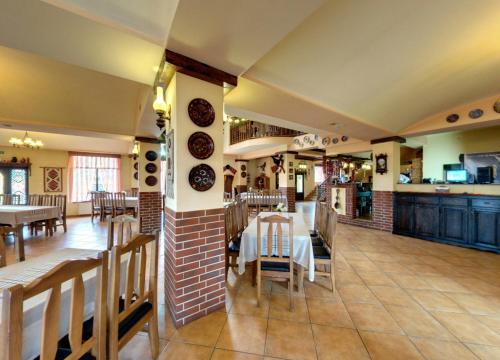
[9,131,43,149]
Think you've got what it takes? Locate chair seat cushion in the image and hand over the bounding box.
[228,241,240,252]
[261,261,290,272]
[34,347,95,360]
[313,246,331,259]
[118,301,153,339]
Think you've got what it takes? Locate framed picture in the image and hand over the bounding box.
[289,161,293,167]
[289,168,294,174]
[289,175,293,180]
[43,167,63,192]
[375,153,388,174]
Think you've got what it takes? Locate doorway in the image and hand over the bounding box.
[295,174,304,201]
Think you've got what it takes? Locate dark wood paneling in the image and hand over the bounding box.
[414,204,439,238]
[470,209,500,249]
[441,206,468,243]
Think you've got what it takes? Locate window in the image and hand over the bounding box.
[69,153,121,202]
[314,165,325,184]
[0,167,28,204]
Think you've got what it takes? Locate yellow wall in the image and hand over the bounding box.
[0,146,131,215]
[422,126,500,181]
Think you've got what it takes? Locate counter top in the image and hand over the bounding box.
[394,183,500,196]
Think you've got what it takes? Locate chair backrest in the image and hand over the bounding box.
[101,192,114,208]
[130,188,139,197]
[11,194,21,205]
[0,194,12,205]
[223,192,232,201]
[40,194,53,206]
[318,202,328,239]
[108,232,159,348]
[314,200,321,232]
[28,194,40,206]
[53,195,67,217]
[2,252,108,360]
[324,209,338,251]
[107,215,138,250]
[239,200,248,228]
[234,200,244,233]
[256,214,294,271]
[113,192,126,208]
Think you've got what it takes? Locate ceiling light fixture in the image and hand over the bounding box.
[9,131,43,149]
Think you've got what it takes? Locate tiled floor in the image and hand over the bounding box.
[3,202,500,359]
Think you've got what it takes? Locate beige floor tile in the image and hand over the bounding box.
[444,293,500,316]
[230,293,270,318]
[475,315,500,334]
[386,305,456,340]
[356,271,398,287]
[432,311,500,346]
[359,332,424,360]
[405,263,441,276]
[346,303,403,334]
[387,273,434,290]
[216,314,268,355]
[304,279,340,299]
[307,297,354,328]
[338,284,380,304]
[211,349,264,360]
[466,344,500,360]
[407,289,465,312]
[340,251,369,260]
[369,286,419,307]
[119,333,168,360]
[268,294,309,323]
[335,271,365,287]
[422,276,473,293]
[372,261,414,274]
[265,319,316,360]
[410,338,478,360]
[158,341,212,360]
[171,312,227,346]
[312,324,370,360]
[346,259,379,272]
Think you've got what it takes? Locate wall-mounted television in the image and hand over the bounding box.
[446,169,467,183]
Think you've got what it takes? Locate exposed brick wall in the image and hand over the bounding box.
[139,191,162,234]
[164,207,225,327]
[279,187,296,212]
[328,183,393,232]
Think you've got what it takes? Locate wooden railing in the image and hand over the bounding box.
[317,176,332,202]
[229,121,303,145]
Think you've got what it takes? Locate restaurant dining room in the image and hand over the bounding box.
[1,0,500,359]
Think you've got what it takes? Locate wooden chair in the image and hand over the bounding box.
[91,192,102,223]
[256,214,294,310]
[108,232,160,360]
[28,194,40,206]
[32,194,54,236]
[0,226,14,267]
[100,192,114,220]
[2,252,108,360]
[309,209,337,294]
[107,215,138,250]
[11,194,21,205]
[224,204,240,278]
[130,188,139,197]
[53,194,67,233]
[112,192,127,217]
[310,201,323,246]
[0,194,12,205]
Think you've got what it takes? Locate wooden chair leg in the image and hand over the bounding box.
[256,266,261,307]
[0,235,6,267]
[63,218,67,233]
[289,276,294,311]
[148,315,160,358]
[297,265,304,294]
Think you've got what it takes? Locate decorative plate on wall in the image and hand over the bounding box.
[446,114,459,123]
[145,175,157,186]
[240,164,246,171]
[241,171,247,178]
[134,162,138,170]
[332,138,339,144]
[494,100,500,113]
[145,163,157,174]
[189,164,216,192]
[134,172,138,180]
[145,150,158,161]
[469,108,483,119]
[322,137,331,146]
[188,98,215,127]
[341,135,349,142]
[188,132,214,159]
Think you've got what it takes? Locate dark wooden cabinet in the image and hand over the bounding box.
[394,192,500,253]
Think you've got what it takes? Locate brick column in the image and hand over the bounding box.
[139,191,162,233]
[164,208,225,327]
[372,191,394,232]
[279,187,296,212]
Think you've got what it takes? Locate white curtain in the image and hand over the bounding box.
[69,154,121,202]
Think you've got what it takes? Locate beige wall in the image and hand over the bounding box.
[0,146,131,215]
[422,126,500,181]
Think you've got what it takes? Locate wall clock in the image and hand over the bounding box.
[375,153,388,174]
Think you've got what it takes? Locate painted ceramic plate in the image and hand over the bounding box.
[188,98,215,127]
[322,137,331,146]
[145,175,157,186]
[188,132,214,159]
[446,114,459,123]
[145,163,157,174]
[145,150,158,161]
[189,164,216,192]
[241,171,247,178]
[134,162,138,170]
[133,172,138,180]
[332,138,339,144]
[469,108,483,119]
[240,164,246,171]
[341,135,349,142]
[494,100,500,113]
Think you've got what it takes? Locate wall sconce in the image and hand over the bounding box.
[131,141,140,160]
[298,162,307,170]
[152,86,171,132]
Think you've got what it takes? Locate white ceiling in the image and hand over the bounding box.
[246,0,500,133]
[166,0,326,75]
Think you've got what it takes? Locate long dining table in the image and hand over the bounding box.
[0,247,134,360]
[0,205,61,261]
[238,212,315,290]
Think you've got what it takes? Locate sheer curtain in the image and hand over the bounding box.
[69,153,121,202]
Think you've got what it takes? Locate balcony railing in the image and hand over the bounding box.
[229,121,303,145]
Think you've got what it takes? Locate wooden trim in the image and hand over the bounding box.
[68,151,122,159]
[295,155,320,161]
[235,159,249,162]
[135,136,162,144]
[165,50,237,87]
[370,136,406,145]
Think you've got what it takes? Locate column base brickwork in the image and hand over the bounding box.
[164,207,225,327]
[279,187,296,212]
[139,191,162,234]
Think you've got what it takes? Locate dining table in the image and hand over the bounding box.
[238,212,315,291]
[0,205,61,261]
[125,196,138,208]
[0,247,134,360]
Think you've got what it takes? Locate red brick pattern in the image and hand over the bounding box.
[164,207,226,327]
[279,187,296,212]
[139,191,162,234]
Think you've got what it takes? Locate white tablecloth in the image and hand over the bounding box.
[0,205,60,226]
[239,193,287,206]
[125,197,138,208]
[0,248,133,360]
[238,212,314,281]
